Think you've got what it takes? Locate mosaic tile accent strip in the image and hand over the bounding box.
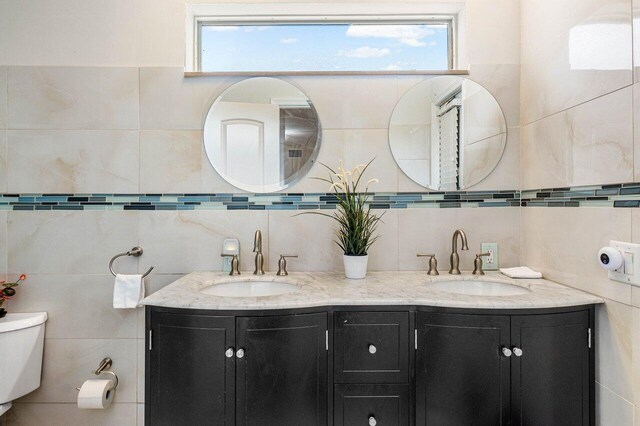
[2,183,639,211]
[521,182,640,208]
[0,191,520,211]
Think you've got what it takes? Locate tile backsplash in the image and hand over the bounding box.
[0,191,521,211]
[8,181,640,211]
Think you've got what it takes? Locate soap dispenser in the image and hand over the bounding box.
[222,239,240,273]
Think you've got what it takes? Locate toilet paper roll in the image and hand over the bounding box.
[77,379,115,409]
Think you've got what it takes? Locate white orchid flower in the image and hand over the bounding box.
[343,170,353,187]
[327,160,379,193]
[329,181,346,193]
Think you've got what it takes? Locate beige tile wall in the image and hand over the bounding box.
[0,64,521,425]
[0,68,521,426]
[520,0,639,423]
[0,0,520,424]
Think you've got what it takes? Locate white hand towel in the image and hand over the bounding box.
[499,266,542,279]
[113,274,145,309]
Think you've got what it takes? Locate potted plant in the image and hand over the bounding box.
[301,159,383,279]
[0,274,27,318]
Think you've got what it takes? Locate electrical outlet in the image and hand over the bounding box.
[481,243,499,270]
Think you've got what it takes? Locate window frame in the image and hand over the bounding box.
[185,4,463,76]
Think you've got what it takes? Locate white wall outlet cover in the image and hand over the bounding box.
[480,242,499,270]
[606,240,640,286]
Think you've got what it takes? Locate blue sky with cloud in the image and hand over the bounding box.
[201,23,449,71]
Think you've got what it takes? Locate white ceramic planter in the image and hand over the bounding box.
[343,254,369,279]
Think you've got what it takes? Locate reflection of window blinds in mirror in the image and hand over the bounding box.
[438,105,460,191]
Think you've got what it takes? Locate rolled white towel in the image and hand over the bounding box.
[113,274,144,309]
[499,266,542,279]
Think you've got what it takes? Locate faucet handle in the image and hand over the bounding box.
[277,255,298,276]
[417,254,439,276]
[472,252,490,276]
[221,254,241,276]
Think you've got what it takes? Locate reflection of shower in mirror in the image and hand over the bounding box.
[389,76,507,191]
[204,77,321,193]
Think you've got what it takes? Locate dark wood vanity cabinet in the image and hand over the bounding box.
[146,310,327,426]
[146,305,594,426]
[235,314,328,426]
[333,311,410,384]
[147,312,235,426]
[510,311,591,425]
[416,313,511,425]
[334,384,411,426]
[416,309,594,426]
[333,312,412,425]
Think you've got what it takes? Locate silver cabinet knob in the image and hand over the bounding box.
[369,416,377,426]
[512,346,523,357]
[225,347,234,358]
[501,347,512,357]
[236,348,245,359]
[368,344,377,354]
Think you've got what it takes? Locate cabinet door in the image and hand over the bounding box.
[511,311,591,426]
[416,312,511,426]
[147,312,235,426]
[334,384,410,426]
[236,313,328,426]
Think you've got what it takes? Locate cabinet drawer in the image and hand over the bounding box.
[334,312,410,383]
[334,384,410,426]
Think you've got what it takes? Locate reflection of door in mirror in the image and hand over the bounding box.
[222,119,265,186]
[215,101,280,188]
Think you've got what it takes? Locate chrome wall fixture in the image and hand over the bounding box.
[109,246,154,278]
[75,357,119,392]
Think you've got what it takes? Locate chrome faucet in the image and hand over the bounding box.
[253,230,265,275]
[449,229,469,275]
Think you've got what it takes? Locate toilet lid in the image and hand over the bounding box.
[0,312,47,333]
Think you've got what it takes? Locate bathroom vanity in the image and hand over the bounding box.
[144,272,602,426]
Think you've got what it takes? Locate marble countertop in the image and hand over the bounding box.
[142,271,604,311]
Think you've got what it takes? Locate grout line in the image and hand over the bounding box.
[4,66,7,130]
[43,337,140,340]
[10,402,139,406]
[4,67,8,195]
[520,83,634,128]
[634,85,637,188]
[595,381,636,406]
[138,67,142,196]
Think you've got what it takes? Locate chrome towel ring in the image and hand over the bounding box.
[109,246,154,278]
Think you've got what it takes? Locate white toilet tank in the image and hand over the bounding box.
[0,312,47,405]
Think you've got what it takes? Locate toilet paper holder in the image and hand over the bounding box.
[75,357,119,392]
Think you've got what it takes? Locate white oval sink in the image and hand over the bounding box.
[429,280,531,296]
[200,280,300,297]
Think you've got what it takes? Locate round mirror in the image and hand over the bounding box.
[204,77,321,193]
[389,76,506,190]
